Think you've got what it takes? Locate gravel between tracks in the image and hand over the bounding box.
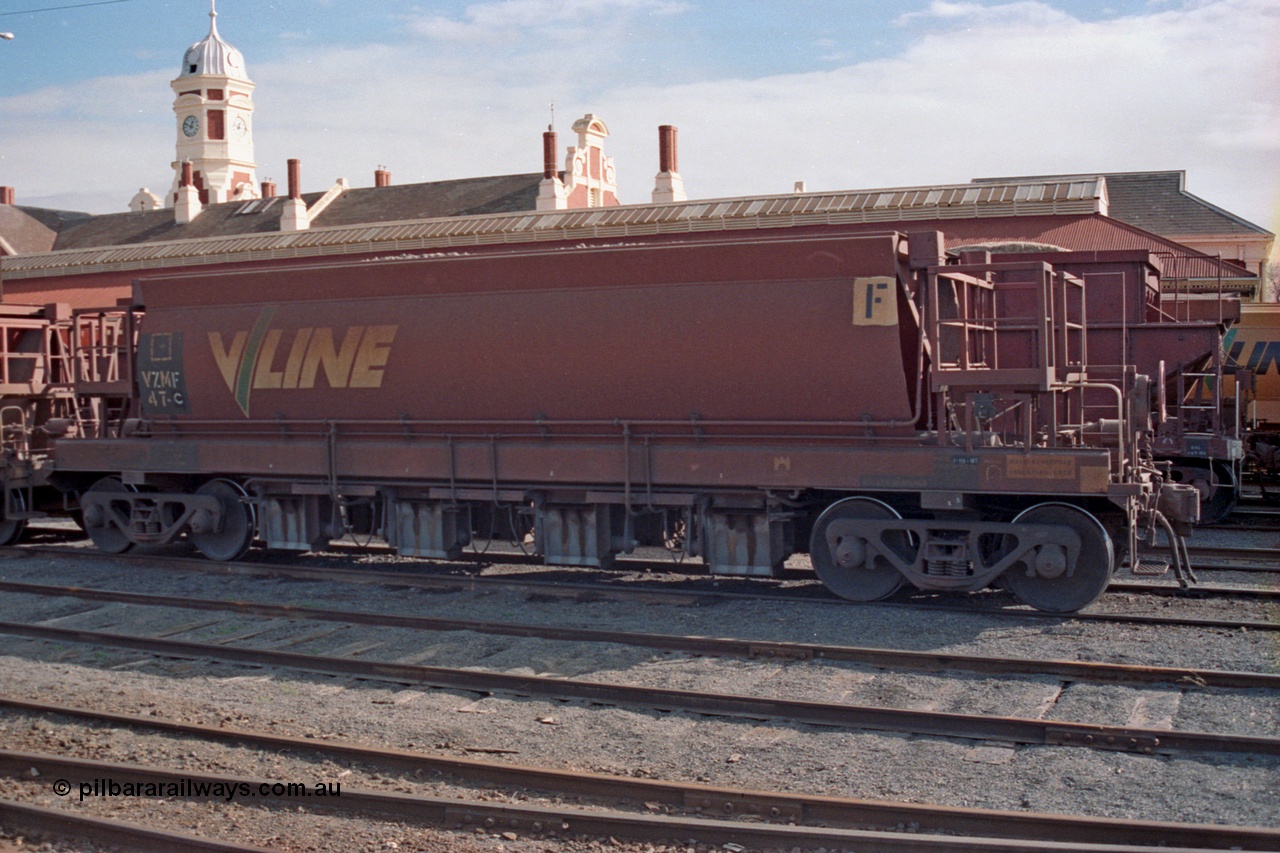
[0,524,1277,852]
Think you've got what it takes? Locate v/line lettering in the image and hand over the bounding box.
[207,306,398,416]
[210,325,398,391]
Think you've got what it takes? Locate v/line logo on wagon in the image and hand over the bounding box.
[208,307,398,417]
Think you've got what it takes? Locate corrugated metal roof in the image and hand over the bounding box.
[1,178,1107,280]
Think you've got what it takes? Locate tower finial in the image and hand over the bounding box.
[209,0,218,34]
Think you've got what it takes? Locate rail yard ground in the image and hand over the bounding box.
[0,521,1275,852]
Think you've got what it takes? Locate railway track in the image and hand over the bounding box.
[0,560,1275,759]
[18,522,1280,582]
[5,543,1276,633]
[0,800,272,852]
[2,696,1276,853]
[1,756,1256,853]
[2,546,1275,850]
[1,577,1276,689]
[5,616,1271,758]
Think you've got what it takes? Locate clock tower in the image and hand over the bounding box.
[168,1,258,207]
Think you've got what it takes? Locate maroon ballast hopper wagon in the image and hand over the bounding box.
[53,229,1199,612]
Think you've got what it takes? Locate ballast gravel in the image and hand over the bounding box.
[0,524,1275,852]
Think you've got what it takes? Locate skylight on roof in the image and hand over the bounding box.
[234,197,279,215]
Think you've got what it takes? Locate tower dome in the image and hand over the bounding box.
[179,1,248,80]
[166,0,258,211]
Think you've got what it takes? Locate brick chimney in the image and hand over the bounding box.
[287,159,302,200]
[374,167,391,188]
[174,161,203,224]
[542,131,557,179]
[652,125,686,204]
[281,158,309,231]
[260,179,276,199]
[536,127,567,210]
[659,125,677,174]
[0,187,14,205]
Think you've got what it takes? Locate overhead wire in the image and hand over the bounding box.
[0,0,139,17]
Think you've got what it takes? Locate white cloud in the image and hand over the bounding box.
[895,1,1076,27]
[0,71,173,210]
[603,0,1280,231]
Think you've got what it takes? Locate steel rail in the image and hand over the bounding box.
[33,523,1276,578]
[1109,580,1280,600]
[1136,549,1280,572]
[297,536,1280,583]
[0,619,1273,758]
[29,526,1278,578]
[7,544,1278,632]
[3,697,1276,851]
[20,514,1280,573]
[1183,544,1280,563]
[0,799,273,853]
[302,540,1280,586]
[1188,561,1278,573]
[1205,505,1280,526]
[2,577,1276,689]
[0,749,1262,853]
[1196,524,1280,536]
[1198,506,1280,531]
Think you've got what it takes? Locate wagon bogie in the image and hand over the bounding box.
[807,494,1119,610]
[78,474,251,558]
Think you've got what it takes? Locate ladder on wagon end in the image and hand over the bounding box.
[921,250,1128,468]
[66,307,140,439]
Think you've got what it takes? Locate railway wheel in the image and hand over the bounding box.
[189,479,255,562]
[0,490,26,546]
[82,477,134,554]
[1003,503,1113,614]
[810,497,909,601]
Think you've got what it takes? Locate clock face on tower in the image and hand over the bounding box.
[232,115,248,141]
[182,115,200,138]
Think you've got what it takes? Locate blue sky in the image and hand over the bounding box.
[0,1,1162,91]
[1,0,1277,240]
